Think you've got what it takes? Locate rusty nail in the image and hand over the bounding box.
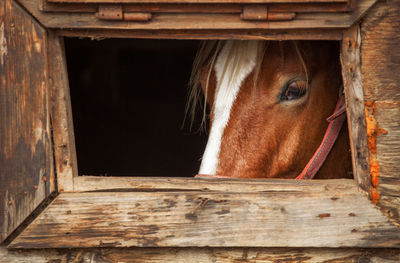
[34,185,38,189]
[8,201,12,205]
[24,191,27,195]
[42,175,47,182]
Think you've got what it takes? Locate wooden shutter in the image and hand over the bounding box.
[36,0,365,29]
[0,0,55,242]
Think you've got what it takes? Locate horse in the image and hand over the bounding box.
[186,40,352,179]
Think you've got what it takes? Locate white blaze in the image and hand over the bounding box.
[199,40,259,175]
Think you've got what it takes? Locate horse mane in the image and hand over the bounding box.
[184,40,308,131]
[184,40,221,131]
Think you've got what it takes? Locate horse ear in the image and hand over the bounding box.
[199,62,216,106]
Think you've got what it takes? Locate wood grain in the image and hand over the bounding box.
[375,102,400,226]
[17,0,376,32]
[0,0,54,242]
[361,0,400,225]
[55,28,344,40]
[1,246,400,262]
[47,0,348,4]
[361,0,400,102]
[41,3,353,14]
[10,180,400,248]
[74,176,351,192]
[48,33,78,192]
[340,26,371,196]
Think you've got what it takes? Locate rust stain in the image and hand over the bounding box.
[370,157,379,188]
[0,22,7,66]
[348,213,356,217]
[365,101,388,204]
[317,213,330,218]
[371,188,380,205]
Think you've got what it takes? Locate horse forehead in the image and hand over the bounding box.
[214,40,259,91]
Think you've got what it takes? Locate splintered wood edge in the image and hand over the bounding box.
[9,180,400,248]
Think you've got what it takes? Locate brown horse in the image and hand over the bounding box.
[187,40,352,179]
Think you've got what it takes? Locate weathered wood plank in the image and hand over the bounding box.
[17,0,376,31]
[74,176,351,192]
[48,33,78,192]
[10,180,400,248]
[361,0,400,102]
[55,28,344,40]
[375,102,400,226]
[340,26,371,197]
[41,3,352,14]
[0,0,54,242]
[361,0,400,225]
[1,246,400,262]
[47,0,348,4]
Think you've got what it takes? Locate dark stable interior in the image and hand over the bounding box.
[64,38,208,177]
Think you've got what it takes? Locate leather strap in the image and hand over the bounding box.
[195,94,346,180]
[296,94,346,179]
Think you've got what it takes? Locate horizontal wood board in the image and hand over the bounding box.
[0,0,54,242]
[74,176,352,192]
[40,3,353,14]
[47,0,348,4]
[55,28,344,40]
[1,246,400,262]
[9,180,400,248]
[16,0,375,32]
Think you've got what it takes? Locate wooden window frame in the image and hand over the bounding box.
[1,0,400,250]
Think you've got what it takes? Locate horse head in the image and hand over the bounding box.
[188,40,352,179]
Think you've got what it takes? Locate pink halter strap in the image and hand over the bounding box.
[195,94,346,180]
[296,94,346,179]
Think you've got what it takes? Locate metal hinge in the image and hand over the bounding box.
[240,5,296,21]
[96,4,152,22]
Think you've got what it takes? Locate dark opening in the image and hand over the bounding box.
[64,38,207,177]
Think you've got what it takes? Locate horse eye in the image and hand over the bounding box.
[280,80,308,101]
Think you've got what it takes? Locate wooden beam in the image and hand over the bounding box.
[1,246,400,262]
[47,33,78,192]
[55,28,343,40]
[360,0,400,226]
[47,0,348,4]
[0,0,55,242]
[10,180,400,248]
[74,176,350,192]
[17,0,376,32]
[340,26,371,196]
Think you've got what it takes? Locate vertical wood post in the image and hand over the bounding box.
[48,33,78,192]
[340,25,372,196]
